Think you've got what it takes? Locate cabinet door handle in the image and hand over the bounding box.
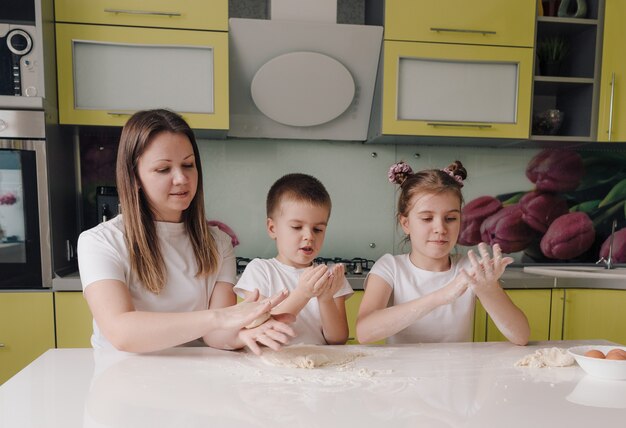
[104,9,182,17]
[430,27,496,36]
[427,122,493,129]
[608,72,616,141]
[0,343,5,348]
[106,112,133,116]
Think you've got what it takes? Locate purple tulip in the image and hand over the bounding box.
[459,196,502,246]
[540,212,595,260]
[519,191,569,233]
[480,204,534,253]
[599,228,626,263]
[526,149,584,192]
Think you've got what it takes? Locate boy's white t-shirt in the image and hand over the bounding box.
[77,215,236,349]
[233,258,354,345]
[367,253,475,344]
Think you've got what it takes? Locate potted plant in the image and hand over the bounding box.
[537,36,569,76]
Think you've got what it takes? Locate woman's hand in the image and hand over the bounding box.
[212,289,289,331]
[237,312,296,355]
[467,243,514,295]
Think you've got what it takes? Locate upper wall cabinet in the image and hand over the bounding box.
[385,0,535,48]
[54,0,228,130]
[367,0,536,142]
[54,0,227,31]
[597,0,625,142]
[531,0,603,142]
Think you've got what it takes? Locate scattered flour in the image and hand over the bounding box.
[260,345,366,369]
[514,347,575,368]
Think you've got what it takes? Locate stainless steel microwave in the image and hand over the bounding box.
[0,110,51,288]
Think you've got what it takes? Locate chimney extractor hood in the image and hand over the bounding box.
[228,18,383,141]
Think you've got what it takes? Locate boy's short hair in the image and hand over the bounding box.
[266,173,331,218]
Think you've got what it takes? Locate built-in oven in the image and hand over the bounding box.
[0,109,51,288]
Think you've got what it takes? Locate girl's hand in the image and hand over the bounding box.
[213,289,288,331]
[238,312,296,355]
[467,243,514,294]
[318,263,346,302]
[437,271,470,305]
[296,264,331,298]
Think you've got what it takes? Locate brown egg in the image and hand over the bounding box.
[584,349,606,359]
[605,349,626,360]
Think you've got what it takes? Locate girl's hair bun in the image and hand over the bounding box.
[441,160,467,187]
[388,161,414,185]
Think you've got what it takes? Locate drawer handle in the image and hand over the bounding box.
[106,112,133,116]
[430,27,496,36]
[104,9,182,17]
[0,343,5,348]
[427,122,493,129]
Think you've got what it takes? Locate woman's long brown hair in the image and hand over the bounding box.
[116,109,218,294]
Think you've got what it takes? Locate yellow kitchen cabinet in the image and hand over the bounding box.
[484,289,552,342]
[55,0,227,31]
[0,292,55,385]
[531,2,603,141]
[346,290,364,344]
[597,0,626,142]
[54,292,93,348]
[345,290,386,345]
[378,40,533,139]
[56,23,228,130]
[562,289,626,345]
[385,0,536,48]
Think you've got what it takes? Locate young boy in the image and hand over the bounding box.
[234,173,353,345]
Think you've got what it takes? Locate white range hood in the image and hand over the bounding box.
[228,15,382,141]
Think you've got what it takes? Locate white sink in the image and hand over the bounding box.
[523,266,626,280]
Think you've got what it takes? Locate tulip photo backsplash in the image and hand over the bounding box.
[459,149,626,265]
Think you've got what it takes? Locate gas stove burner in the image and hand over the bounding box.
[313,257,375,275]
[235,257,252,274]
[236,256,374,275]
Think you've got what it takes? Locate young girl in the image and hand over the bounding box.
[77,109,295,354]
[356,161,529,345]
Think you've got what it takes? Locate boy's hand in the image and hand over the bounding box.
[318,263,346,302]
[296,264,331,299]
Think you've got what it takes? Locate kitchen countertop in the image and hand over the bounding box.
[1,340,623,427]
[52,268,626,292]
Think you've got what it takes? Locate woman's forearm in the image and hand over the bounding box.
[103,310,218,353]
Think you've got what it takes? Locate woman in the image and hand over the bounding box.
[78,109,294,354]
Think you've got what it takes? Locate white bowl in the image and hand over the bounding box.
[568,345,626,380]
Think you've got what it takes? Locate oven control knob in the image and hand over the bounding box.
[7,30,33,56]
[24,86,37,97]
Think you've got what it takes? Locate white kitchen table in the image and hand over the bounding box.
[1,340,624,428]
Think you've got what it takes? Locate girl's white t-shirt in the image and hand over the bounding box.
[367,253,475,344]
[234,258,353,345]
[77,215,236,349]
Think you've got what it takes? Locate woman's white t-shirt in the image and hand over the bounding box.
[234,258,353,345]
[77,215,236,349]
[368,253,475,344]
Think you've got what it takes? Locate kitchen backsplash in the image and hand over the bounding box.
[79,134,626,266]
[198,138,539,261]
